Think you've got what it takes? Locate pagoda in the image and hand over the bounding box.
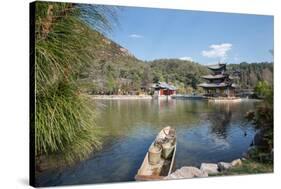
[199,63,238,98]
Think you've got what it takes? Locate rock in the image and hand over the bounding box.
[200,163,219,174]
[165,166,208,179]
[231,159,242,167]
[217,162,232,171]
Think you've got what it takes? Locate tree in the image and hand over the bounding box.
[246,79,273,163]
[106,73,117,94]
[141,67,153,92]
[254,80,272,100]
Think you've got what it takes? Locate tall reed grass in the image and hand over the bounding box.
[34,1,115,167]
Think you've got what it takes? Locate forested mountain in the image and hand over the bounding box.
[148,59,210,93]
[79,31,273,95]
[78,30,147,94]
[227,62,273,89]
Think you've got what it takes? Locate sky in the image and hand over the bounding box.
[106,6,273,64]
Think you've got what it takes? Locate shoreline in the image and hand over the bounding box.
[88,94,262,101]
[166,145,273,180]
[89,95,153,100]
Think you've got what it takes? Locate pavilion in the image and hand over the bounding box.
[199,63,238,97]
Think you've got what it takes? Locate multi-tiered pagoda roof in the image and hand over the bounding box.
[199,63,238,97]
[201,74,226,80]
[207,64,226,70]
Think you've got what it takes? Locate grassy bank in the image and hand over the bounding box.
[212,159,273,176]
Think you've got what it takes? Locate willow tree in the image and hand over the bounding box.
[34,2,117,168]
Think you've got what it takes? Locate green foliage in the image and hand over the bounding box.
[227,62,273,89]
[186,86,194,94]
[81,57,211,95]
[106,73,117,94]
[149,59,210,90]
[246,81,273,163]
[248,104,273,153]
[212,159,273,176]
[34,1,116,166]
[36,81,101,159]
[254,80,273,102]
[78,37,147,94]
[80,50,274,95]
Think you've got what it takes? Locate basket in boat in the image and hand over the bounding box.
[148,145,162,165]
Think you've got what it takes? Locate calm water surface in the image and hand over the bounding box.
[37,99,259,186]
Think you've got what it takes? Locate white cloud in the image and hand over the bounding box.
[202,43,232,60]
[129,34,143,38]
[179,57,193,61]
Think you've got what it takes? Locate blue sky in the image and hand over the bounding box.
[107,6,273,64]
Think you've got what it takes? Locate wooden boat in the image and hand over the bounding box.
[135,126,177,181]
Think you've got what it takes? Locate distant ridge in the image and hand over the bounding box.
[79,30,273,94]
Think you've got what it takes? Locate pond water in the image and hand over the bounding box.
[37,99,259,186]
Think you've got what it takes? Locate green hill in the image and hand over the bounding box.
[78,31,273,95]
[78,31,147,94]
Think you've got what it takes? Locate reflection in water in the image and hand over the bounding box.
[36,99,259,186]
[208,103,233,139]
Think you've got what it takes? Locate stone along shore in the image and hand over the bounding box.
[165,158,243,179]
